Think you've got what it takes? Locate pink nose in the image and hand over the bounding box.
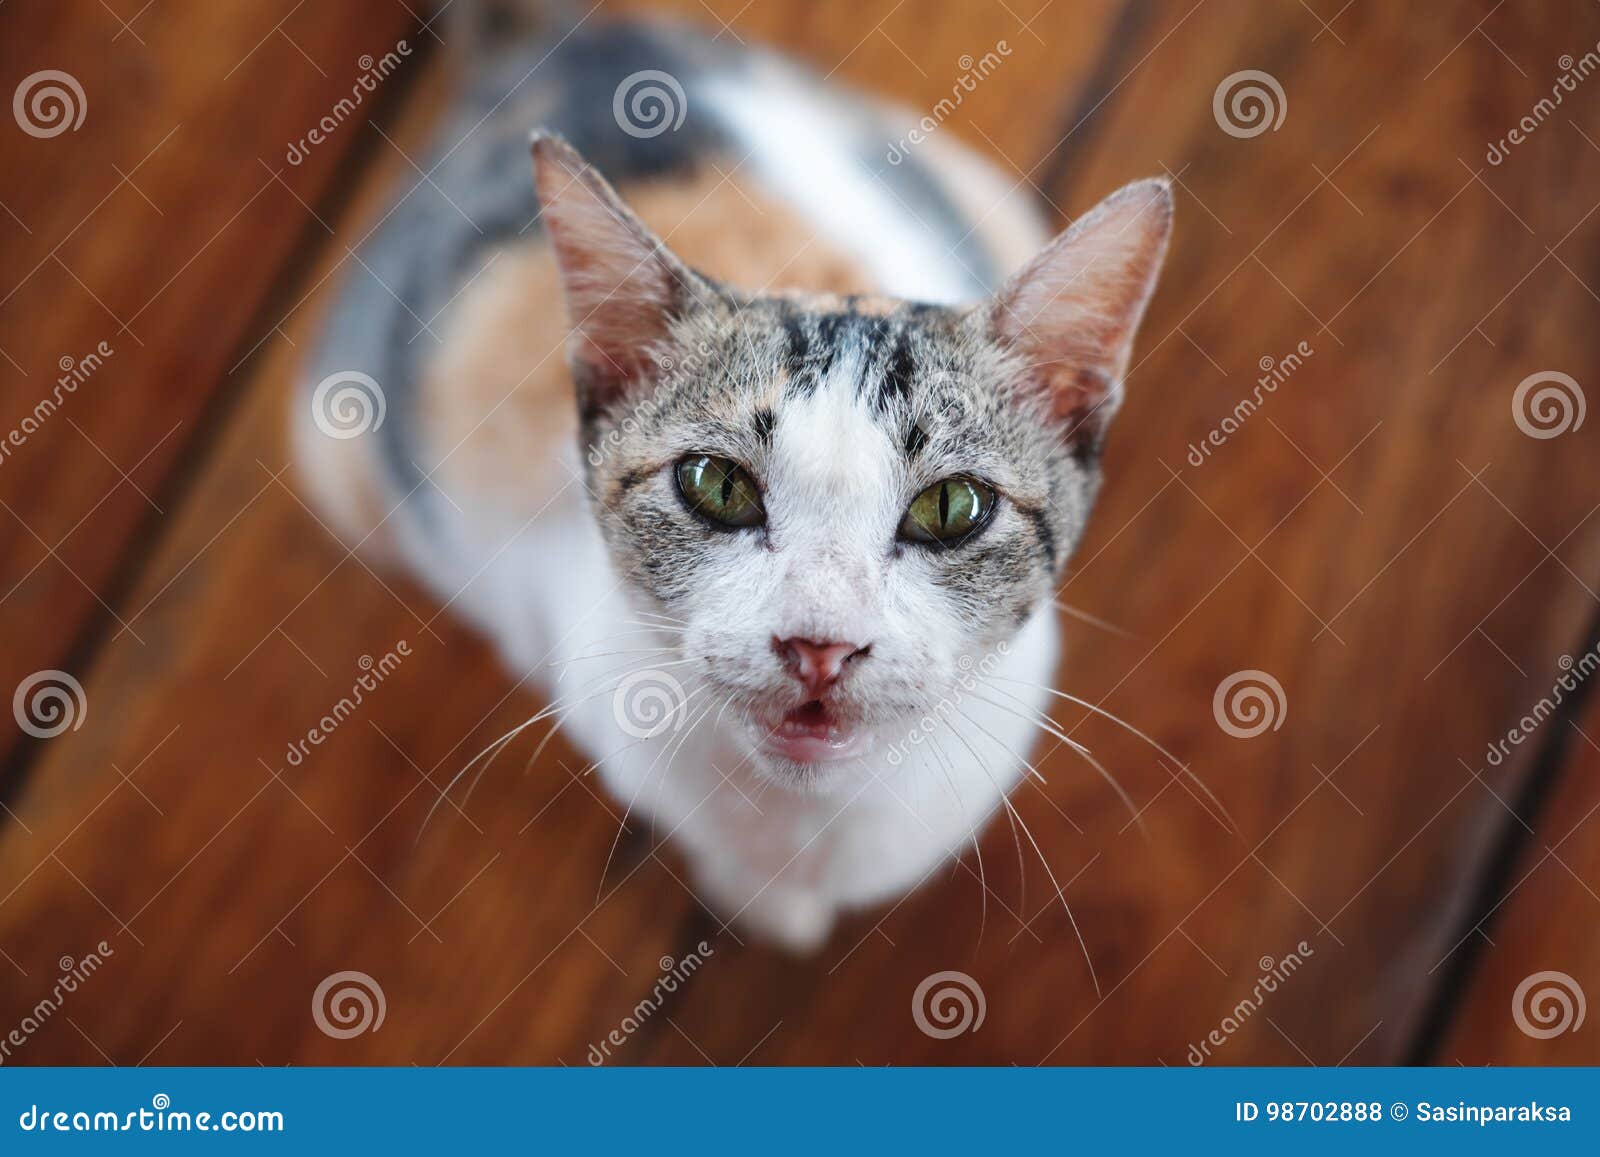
[774,637,867,696]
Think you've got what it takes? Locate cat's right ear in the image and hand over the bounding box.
[531,133,708,409]
[983,178,1172,451]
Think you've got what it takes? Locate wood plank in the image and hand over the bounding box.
[0,0,422,775]
[691,0,1128,169]
[1437,686,1600,1064]
[0,0,1134,1064]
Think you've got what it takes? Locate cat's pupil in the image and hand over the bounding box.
[897,476,993,544]
[676,454,765,529]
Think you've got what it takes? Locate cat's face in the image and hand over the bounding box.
[533,135,1171,789]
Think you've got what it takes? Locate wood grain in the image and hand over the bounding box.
[1,0,1598,1068]
[0,0,422,775]
[1438,689,1600,1063]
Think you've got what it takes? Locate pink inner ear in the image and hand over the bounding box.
[559,245,677,385]
[532,136,691,402]
[990,179,1173,438]
[1051,366,1117,432]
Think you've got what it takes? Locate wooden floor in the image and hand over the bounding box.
[1,0,1597,1066]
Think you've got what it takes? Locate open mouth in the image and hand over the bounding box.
[760,699,871,765]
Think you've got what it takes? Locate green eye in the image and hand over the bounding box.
[900,477,995,544]
[675,455,765,528]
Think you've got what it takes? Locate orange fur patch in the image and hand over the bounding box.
[422,163,877,512]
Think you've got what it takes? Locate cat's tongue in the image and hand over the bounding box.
[763,701,869,765]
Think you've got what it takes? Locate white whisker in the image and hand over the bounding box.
[986,673,1236,831]
[942,704,1100,996]
[923,731,987,944]
[969,683,1143,828]
[418,651,676,841]
[596,687,715,898]
[1052,597,1135,639]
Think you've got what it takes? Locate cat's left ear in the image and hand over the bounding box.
[531,132,711,410]
[984,178,1173,449]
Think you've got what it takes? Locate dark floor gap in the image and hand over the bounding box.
[1404,602,1600,1064]
[0,26,434,827]
[1034,0,1157,218]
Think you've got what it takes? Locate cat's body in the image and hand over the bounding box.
[297,13,1170,950]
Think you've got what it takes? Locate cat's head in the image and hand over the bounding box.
[532,134,1171,790]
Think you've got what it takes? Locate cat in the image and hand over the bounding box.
[295,6,1172,952]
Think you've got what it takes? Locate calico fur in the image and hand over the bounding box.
[296,13,1170,951]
